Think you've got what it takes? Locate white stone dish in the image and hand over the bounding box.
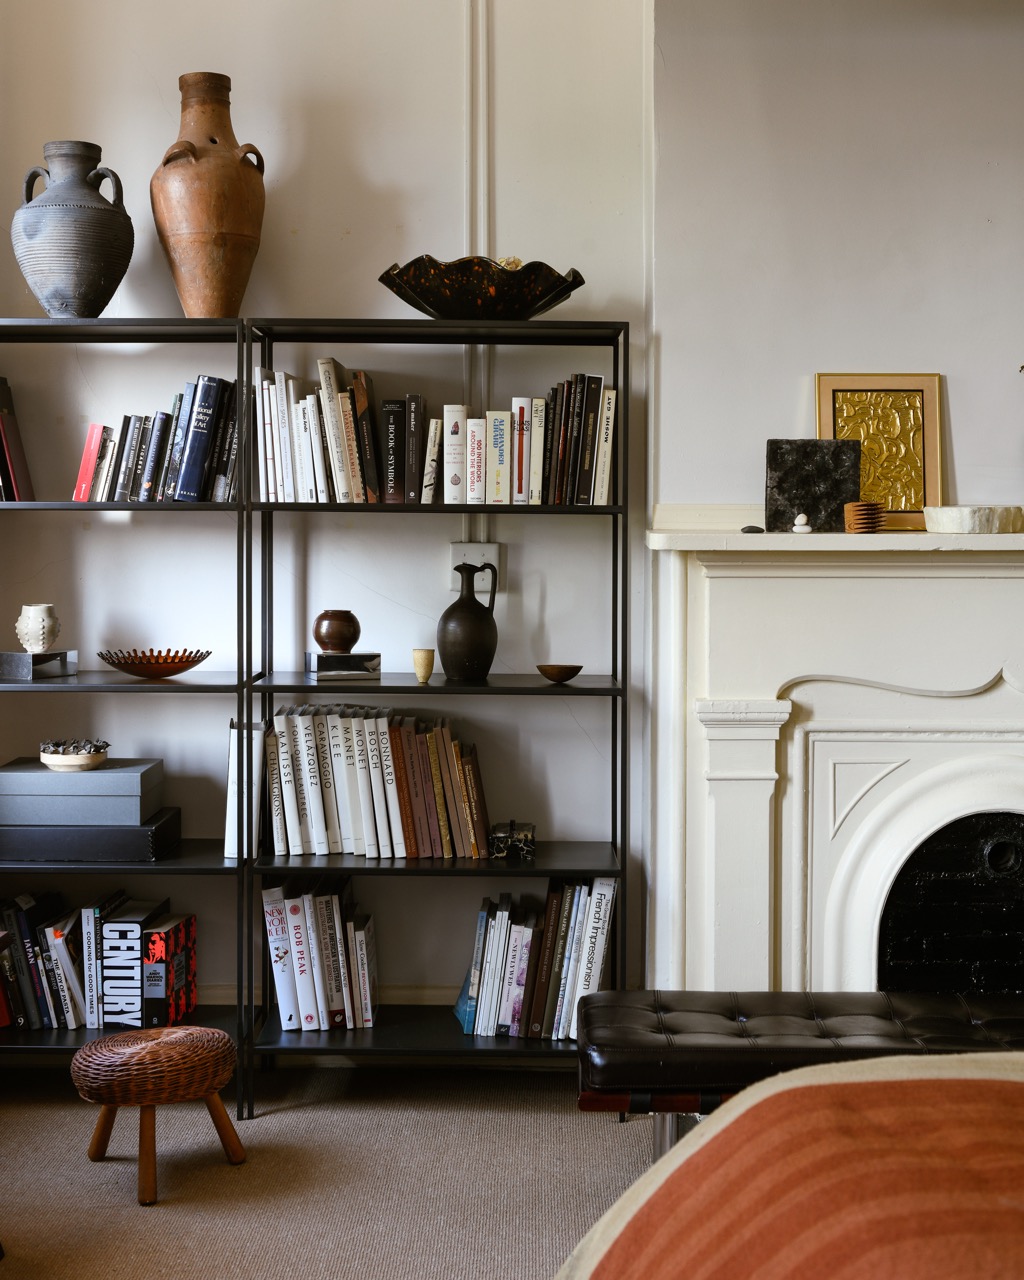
[922,505,1024,534]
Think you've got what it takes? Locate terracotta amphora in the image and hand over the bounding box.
[150,72,265,318]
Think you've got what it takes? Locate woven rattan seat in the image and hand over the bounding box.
[71,1025,245,1205]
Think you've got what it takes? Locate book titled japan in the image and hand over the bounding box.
[142,912,197,1027]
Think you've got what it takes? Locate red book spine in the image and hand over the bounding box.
[73,422,106,502]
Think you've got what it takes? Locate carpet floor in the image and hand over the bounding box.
[0,1064,650,1280]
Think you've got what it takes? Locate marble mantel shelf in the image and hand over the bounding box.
[646,505,1024,553]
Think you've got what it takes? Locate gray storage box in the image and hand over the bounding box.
[0,757,164,826]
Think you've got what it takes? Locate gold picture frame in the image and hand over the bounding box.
[816,373,942,530]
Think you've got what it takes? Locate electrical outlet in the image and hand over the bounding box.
[450,542,503,592]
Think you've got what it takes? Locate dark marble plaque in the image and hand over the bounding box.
[764,439,862,532]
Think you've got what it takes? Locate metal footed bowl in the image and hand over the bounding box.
[97,647,212,678]
[379,255,585,321]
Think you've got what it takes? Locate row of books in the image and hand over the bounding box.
[0,890,196,1032]
[265,706,490,861]
[455,876,617,1041]
[72,372,239,504]
[0,376,34,501]
[261,879,377,1031]
[254,358,617,507]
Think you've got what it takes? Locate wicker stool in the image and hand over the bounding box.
[70,1025,245,1205]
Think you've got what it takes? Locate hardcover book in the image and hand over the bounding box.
[379,398,406,503]
[404,392,425,504]
[442,404,470,504]
[351,370,381,503]
[173,373,226,502]
[72,421,106,502]
[0,376,35,500]
[143,912,198,1027]
[100,897,170,1029]
[261,884,300,1031]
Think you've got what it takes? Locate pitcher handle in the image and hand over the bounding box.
[481,562,498,614]
[21,165,49,205]
[89,166,125,209]
[161,140,198,167]
[237,143,265,175]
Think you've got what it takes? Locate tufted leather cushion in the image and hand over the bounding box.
[577,990,1024,1099]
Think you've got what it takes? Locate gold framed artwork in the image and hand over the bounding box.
[816,373,942,530]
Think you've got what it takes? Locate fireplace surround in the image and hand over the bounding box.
[645,506,1024,994]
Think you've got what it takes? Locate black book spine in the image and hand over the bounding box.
[127,415,154,501]
[405,392,423,504]
[380,398,406,504]
[351,371,381,503]
[112,414,144,502]
[173,375,224,502]
[138,410,172,502]
[573,375,604,505]
[160,382,196,501]
[154,393,183,501]
[202,378,237,501]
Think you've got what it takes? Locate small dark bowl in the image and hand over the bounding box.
[537,663,583,685]
[379,255,585,321]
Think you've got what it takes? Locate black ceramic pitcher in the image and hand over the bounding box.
[437,563,498,681]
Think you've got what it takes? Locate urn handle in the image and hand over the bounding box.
[161,139,199,167]
[88,166,126,210]
[479,562,498,614]
[236,143,265,175]
[21,165,49,206]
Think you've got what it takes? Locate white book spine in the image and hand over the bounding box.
[592,388,617,506]
[305,393,330,502]
[341,715,366,855]
[326,711,356,853]
[485,410,509,505]
[351,716,379,858]
[556,886,590,1040]
[283,711,314,854]
[261,885,301,1031]
[442,403,470,504]
[46,936,76,1026]
[302,892,330,1030]
[272,712,304,856]
[253,367,269,502]
[364,716,393,858]
[264,731,289,857]
[466,416,487,505]
[509,923,534,1037]
[273,370,297,503]
[337,388,365,503]
[81,908,99,1028]
[258,374,278,502]
[316,358,353,503]
[297,712,329,855]
[377,715,407,859]
[494,921,523,1034]
[224,720,265,860]
[313,712,343,853]
[420,417,443,503]
[284,887,320,1030]
[354,916,377,1027]
[568,877,617,1039]
[528,397,546,504]
[511,396,532,505]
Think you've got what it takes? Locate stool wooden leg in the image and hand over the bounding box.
[137,1105,157,1205]
[88,1104,118,1161]
[204,1093,246,1165]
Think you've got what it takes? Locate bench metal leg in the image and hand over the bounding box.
[652,1112,703,1162]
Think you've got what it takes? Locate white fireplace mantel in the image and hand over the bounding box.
[644,503,1024,993]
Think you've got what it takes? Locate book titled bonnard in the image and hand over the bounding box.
[100,897,170,1029]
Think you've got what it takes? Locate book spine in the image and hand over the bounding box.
[261,886,301,1031]
[159,382,196,501]
[81,907,100,1027]
[528,397,546,504]
[284,886,320,1030]
[404,391,424,503]
[573,374,605,505]
[316,360,352,502]
[138,409,173,502]
[377,715,406,858]
[485,410,510,505]
[314,893,347,1027]
[301,891,330,1029]
[351,371,381,503]
[592,388,617,506]
[173,375,224,501]
[511,396,532,505]
[284,711,314,855]
[466,416,487,505]
[297,712,330,855]
[387,719,417,857]
[364,716,393,858]
[568,877,617,1039]
[352,715,379,857]
[494,921,523,1035]
[337,387,365,503]
[263,730,289,857]
[354,915,377,1027]
[340,715,365,855]
[101,918,146,1029]
[425,727,454,858]
[313,713,343,853]
[380,398,406,503]
[554,885,589,1039]
[72,421,106,502]
[330,891,356,1028]
[419,417,443,504]
[540,884,576,1037]
[442,404,469,504]
[272,713,304,856]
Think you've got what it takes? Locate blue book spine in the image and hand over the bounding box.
[172,375,225,502]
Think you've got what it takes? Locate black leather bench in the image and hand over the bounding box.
[577,990,1024,1158]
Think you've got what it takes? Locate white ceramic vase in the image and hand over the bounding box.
[15,602,60,654]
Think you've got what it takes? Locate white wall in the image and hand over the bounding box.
[653,0,1024,509]
[0,0,652,998]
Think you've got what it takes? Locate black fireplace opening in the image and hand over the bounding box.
[877,810,1024,994]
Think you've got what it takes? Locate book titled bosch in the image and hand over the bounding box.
[142,912,197,1026]
[100,897,170,1028]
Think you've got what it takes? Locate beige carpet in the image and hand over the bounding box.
[0,1064,649,1280]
